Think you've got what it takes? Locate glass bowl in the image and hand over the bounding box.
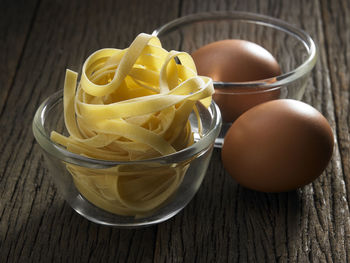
[153,11,318,147]
[32,90,222,227]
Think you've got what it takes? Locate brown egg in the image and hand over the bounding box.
[221,99,334,192]
[191,39,282,122]
[213,84,280,123]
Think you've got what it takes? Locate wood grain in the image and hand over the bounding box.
[0,0,40,130]
[154,0,350,262]
[1,0,350,262]
[0,0,178,262]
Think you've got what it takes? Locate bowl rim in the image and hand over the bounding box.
[152,11,318,92]
[32,90,222,168]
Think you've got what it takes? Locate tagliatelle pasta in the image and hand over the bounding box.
[51,33,214,217]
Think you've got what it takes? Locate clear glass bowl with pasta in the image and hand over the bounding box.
[33,89,221,227]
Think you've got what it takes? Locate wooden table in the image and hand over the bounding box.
[1,0,349,262]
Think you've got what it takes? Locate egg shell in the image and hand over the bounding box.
[213,84,280,123]
[191,39,282,123]
[221,99,334,192]
[191,39,281,82]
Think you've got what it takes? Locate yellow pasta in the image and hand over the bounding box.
[51,33,213,217]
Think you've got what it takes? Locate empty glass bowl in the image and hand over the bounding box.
[153,11,318,147]
[32,90,222,227]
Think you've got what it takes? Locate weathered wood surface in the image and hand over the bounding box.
[1,0,349,262]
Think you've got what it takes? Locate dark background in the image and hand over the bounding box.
[1,0,350,262]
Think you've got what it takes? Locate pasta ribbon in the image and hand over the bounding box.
[51,33,213,217]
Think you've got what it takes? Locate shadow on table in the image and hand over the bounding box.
[153,148,304,262]
[7,200,157,262]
